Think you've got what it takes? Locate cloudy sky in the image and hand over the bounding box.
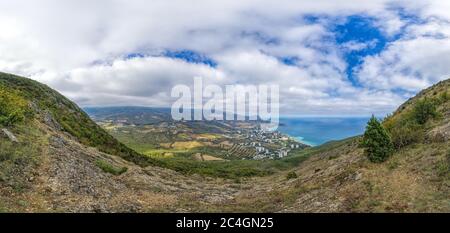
[1,0,450,116]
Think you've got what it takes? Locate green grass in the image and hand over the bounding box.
[0,122,45,193]
[149,147,309,179]
[95,159,128,175]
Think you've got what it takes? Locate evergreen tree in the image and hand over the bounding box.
[361,115,394,163]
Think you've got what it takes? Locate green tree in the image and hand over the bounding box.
[361,115,394,163]
[412,97,437,125]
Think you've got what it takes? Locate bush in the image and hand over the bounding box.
[384,95,441,149]
[95,159,128,175]
[286,171,298,180]
[438,91,449,103]
[0,86,28,126]
[361,116,394,163]
[388,120,423,149]
[412,97,437,125]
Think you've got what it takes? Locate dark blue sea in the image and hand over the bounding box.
[278,117,369,146]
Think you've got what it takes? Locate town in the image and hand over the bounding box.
[219,124,308,160]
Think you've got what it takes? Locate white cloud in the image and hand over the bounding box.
[341,39,378,52]
[32,56,225,107]
[356,20,450,92]
[0,0,449,116]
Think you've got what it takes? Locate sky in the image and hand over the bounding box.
[1,0,450,116]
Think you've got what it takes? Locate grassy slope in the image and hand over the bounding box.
[201,141,449,212]
[383,79,450,149]
[0,72,155,167]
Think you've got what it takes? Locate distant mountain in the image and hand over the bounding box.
[85,106,268,126]
[84,106,269,135]
[85,106,173,125]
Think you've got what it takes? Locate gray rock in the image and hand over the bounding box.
[28,101,40,113]
[427,121,450,142]
[354,172,363,181]
[50,135,66,147]
[1,128,18,142]
[43,111,62,130]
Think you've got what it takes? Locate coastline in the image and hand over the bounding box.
[277,117,369,147]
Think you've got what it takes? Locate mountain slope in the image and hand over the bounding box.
[0,72,153,167]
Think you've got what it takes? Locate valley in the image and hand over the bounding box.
[87,106,308,161]
[84,107,310,179]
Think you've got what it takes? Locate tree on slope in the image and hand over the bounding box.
[361,115,394,163]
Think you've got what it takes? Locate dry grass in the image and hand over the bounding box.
[172,141,203,149]
[195,133,221,140]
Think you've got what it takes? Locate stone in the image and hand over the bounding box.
[354,172,363,181]
[43,111,62,130]
[1,128,18,143]
[427,121,450,142]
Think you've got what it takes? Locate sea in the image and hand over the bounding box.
[278,117,370,146]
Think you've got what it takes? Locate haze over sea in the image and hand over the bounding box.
[278,117,370,146]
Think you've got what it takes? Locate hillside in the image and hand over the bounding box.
[0,72,449,212]
[0,72,154,167]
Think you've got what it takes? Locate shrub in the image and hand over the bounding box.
[0,86,28,126]
[388,120,423,149]
[286,171,298,180]
[383,95,442,149]
[438,91,449,103]
[412,97,437,125]
[95,159,128,175]
[361,116,394,163]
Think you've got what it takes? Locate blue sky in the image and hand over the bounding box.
[333,15,389,86]
[162,50,218,67]
[1,0,449,116]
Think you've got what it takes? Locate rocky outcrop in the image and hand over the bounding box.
[427,121,450,142]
